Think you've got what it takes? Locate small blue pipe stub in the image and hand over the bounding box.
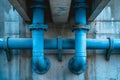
[4,37,12,61]
[106,37,114,61]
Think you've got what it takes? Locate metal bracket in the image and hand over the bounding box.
[72,24,90,32]
[105,37,114,61]
[4,37,12,61]
[57,36,62,61]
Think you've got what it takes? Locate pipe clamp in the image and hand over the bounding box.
[4,37,11,61]
[29,23,48,31]
[106,37,114,61]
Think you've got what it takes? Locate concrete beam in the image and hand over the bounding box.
[49,0,71,23]
[88,0,111,22]
[8,0,30,21]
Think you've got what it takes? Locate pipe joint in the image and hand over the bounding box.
[72,24,90,32]
[29,23,48,31]
[68,57,86,74]
[32,57,50,74]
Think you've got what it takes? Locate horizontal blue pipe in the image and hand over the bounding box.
[0,38,120,49]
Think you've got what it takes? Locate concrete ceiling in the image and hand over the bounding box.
[8,0,111,23]
[49,0,71,23]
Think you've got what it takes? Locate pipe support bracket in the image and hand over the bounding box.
[4,37,11,61]
[106,37,114,61]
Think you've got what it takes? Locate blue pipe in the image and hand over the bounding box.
[30,0,50,74]
[68,0,87,74]
[1,38,120,49]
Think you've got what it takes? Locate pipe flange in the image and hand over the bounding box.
[74,3,88,9]
[105,37,114,61]
[72,24,90,32]
[32,57,50,74]
[29,23,48,31]
[68,57,86,75]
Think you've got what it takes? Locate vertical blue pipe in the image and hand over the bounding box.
[31,0,50,74]
[68,0,87,74]
[74,0,87,73]
[32,7,45,69]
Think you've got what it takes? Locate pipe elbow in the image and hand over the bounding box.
[32,57,50,74]
[68,56,86,74]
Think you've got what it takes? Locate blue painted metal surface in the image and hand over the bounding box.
[0,38,120,49]
[68,0,87,74]
[30,0,50,74]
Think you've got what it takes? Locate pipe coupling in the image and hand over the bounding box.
[4,37,9,49]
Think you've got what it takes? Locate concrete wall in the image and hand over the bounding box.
[0,0,120,80]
